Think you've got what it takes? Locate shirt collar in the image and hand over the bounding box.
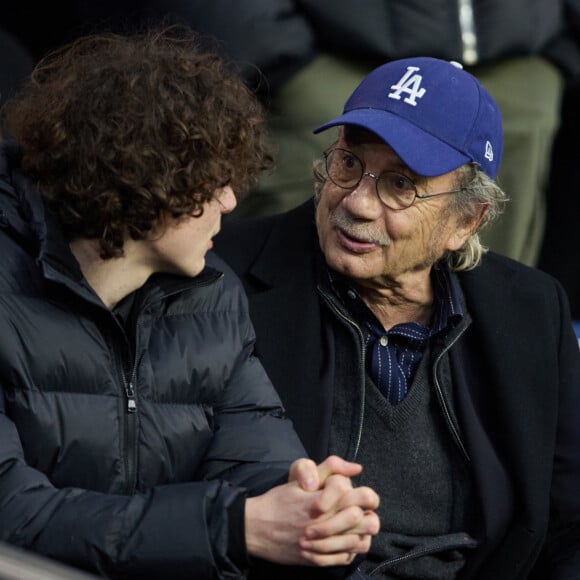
[430,264,464,334]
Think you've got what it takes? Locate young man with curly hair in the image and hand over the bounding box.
[0,28,380,579]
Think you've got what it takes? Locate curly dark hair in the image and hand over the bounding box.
[1,26,273,258]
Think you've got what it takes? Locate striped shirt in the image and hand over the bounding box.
[329,265,463,405]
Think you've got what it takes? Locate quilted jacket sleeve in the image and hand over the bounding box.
[0,403,250,578]
[195,253,306,492]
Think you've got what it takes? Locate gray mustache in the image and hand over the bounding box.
[329,208,391,247]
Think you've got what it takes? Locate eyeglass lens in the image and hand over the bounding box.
[325,148,417,209]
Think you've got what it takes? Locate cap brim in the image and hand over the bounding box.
[313,109,471,177]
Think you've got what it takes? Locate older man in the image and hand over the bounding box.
[215,57,580,578]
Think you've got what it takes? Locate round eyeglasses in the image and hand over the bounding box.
[322,148,466,210]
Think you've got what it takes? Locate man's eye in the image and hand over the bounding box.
[389,173,414,191]
[341,155,358,170]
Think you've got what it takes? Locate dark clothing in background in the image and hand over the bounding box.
[0,29,34,107]
[296,0,580,77]
[4,1,580,88]
[539,78,580,320]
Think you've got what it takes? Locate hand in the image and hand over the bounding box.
[298,473,379,564]
[245,456,380,567]
[288,455,364,491]
[289,456,380,565]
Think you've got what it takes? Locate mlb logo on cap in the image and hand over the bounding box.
[314,57,503,179]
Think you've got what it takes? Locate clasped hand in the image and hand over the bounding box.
[245,455,380,566]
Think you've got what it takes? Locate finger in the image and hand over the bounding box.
[305,508,380,539]
[316,455,363,484]
[288,457,320,491]
[299,532,373,556]
[299,549,358,567]
[336,486,380,512]
[309,474,353,516]
[310,481,380,520]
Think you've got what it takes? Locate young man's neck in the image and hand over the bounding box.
[69,238,153,309]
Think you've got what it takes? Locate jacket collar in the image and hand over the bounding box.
[246,199,319,288]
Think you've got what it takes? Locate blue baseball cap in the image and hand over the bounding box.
[313,57,503,179]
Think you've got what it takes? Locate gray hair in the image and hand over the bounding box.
[441,162,508,271]
[312,159,508,271]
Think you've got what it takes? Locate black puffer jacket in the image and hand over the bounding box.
[0,144,306,579]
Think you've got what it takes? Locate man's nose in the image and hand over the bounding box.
[341,173,383,217]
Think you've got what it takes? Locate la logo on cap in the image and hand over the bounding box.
[388,66,426,106]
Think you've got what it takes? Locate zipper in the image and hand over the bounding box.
[369,543,448,574]
[126,381,137,413]
[118,269,224,415]
[432,330,471,463]
[116,269,224,494]
[318,286,366,460]
[122,318,147,414]
[368,532,476,575]
[120,320,145,494]
[113,329,139,494]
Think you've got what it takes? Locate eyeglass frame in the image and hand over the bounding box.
[321,147,466,210]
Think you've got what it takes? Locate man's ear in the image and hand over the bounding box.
[447,203,489,251]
